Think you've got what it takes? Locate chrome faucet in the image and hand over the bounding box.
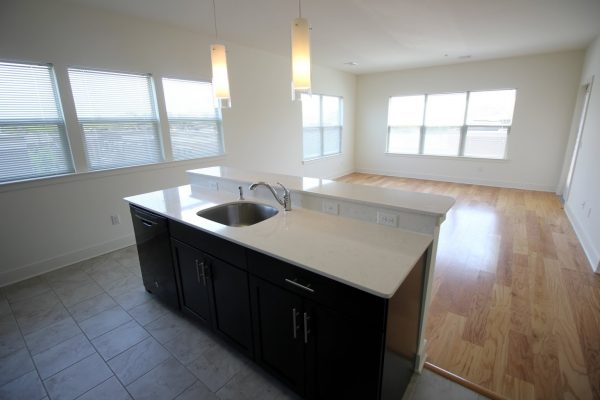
[249,181,292,211]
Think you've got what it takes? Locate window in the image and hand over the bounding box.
[0,61,73,183]
[162,78,224,160]
[69,68,162,170]
[301,94,343,160]
[387,89,516,159]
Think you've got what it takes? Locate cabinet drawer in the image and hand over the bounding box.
[247,250,386,331]
[169,220,246,268]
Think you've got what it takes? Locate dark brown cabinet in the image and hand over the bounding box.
[130,207,426,400]
[306,302,384,399]
[169,224,253,357]
[250,277,306,395]
[171,239,211,323]
[209,255,253,354]
[250,271,384,399]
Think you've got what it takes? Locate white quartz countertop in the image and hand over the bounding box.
[188,166,454,216]
[125,185,434,298]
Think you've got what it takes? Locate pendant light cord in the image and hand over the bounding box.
[212,0,219,39]
[298,0,302,17]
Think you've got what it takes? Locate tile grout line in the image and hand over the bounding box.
[4,289,50,400]
[71,375,115,400]
[4,249,247,399]
[1,249,141,398]
[124,355,198,400]
[46,250,145,398]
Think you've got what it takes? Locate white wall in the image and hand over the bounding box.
[355,51,584,191]
[564,36,600,273]
[0,0,356,284]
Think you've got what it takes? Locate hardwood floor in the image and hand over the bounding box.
[337,173,600,400]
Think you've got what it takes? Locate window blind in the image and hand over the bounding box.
[387,89,516,159]
[0,61,73,183]
[68,68,162,170]
[301,94,343,160]
[162,78,224,160]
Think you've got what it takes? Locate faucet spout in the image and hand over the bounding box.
[249,181,292,211]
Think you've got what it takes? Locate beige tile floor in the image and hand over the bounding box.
[0,246,484,400]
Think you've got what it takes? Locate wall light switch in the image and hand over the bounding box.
[377,211,398,227]
[322,200,340,215]
[110,215,120,225]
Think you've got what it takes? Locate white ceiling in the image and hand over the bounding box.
[62,0,600,74]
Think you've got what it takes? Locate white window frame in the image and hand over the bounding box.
[302,93,343,161]
[162,78,225,161]
[68,67,164,171]
[387,89,516,160]
[0,60,74,184]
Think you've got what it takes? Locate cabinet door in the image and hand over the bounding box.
[250,277,306,396]
[306,303,384,400]
[171,239,211,323]
[209,256,253,356]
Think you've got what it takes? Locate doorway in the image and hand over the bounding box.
[563,77,594,202]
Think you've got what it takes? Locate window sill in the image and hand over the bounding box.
[302,153,343,164]
[0,154,227,193]
[384,152,510,162]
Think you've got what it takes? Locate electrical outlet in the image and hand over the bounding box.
[208,181,219,191]
[377,211,398,227]
[322,200,340,215]
[110,215,120,225]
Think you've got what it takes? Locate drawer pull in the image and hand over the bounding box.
[285,278,314,293]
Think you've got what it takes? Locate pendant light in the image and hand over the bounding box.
[291,0,311,100]
[210,0,231,108]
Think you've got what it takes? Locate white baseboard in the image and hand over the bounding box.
[355,167,556,192]
[0,234,136,287]
[564,203,600,274]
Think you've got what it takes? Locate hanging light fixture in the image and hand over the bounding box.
[210,0,231,108]
[291,0,311,100]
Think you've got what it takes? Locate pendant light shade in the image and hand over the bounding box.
[291,16,311,100]
[210,0,231,108]
[211,44,231,108]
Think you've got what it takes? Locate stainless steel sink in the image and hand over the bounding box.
[197,201,278,227]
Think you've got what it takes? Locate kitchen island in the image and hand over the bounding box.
[125,167,454,400]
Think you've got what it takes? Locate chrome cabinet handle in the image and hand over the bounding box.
[195,259,201,283]
[303,312,310,344]
[292,308,299,339]
[201,262,208,286]
[194,260,207,285]
[284,278,314,293]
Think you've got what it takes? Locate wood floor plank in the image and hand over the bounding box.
[463,271,496,345]
[562,269,600,399]
[337,173,599,400]
[482,307,511,392]
[427,312,466,371]
[508,330,535,384]
[502,375,536,400]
